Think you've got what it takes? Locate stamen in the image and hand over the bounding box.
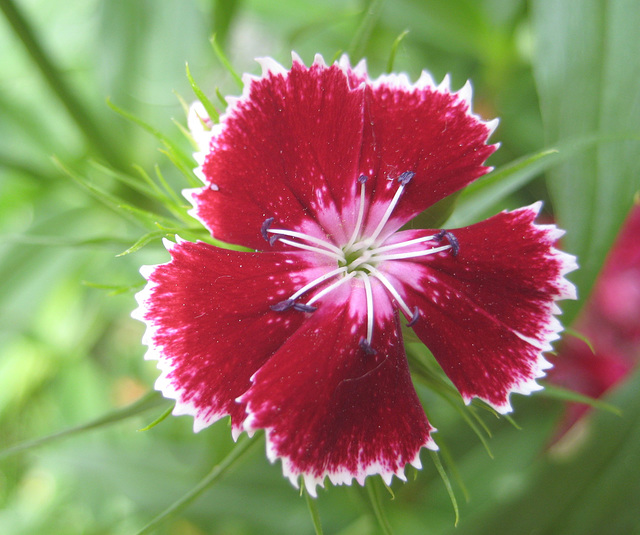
[435,229,460,257]
[359,337,377,355]
[344,175,368,251]
[366,170,415,245]
[261,217,275,241]
[306,271,357,305]
[270,299,295,312]
[289,266,348,301]
[359,272,375,346]
[406,306,420,327]
[292,302,318,313]
[273,237,344,260]
[397,170,415,185]
[371,244,452,262]
[373,234,438,253]
[267,228,343,256]
[361,264,414,319]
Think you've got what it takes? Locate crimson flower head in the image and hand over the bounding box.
[133,53,577,496]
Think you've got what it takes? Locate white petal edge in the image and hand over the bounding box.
[131,236,229,433]
[257,426,438,498]
[462,201,579,415]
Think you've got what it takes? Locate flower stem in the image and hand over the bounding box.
[0,0,126,169]
[136,434,259,535]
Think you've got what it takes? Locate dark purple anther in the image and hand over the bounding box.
[357,174,368,184]
[269,234,283,246]
[359,337,377,355]
[435,229,459,257]
[293,302,318,313]
[406,306,420,327]
[261,217,275,241]
[270,299,295,312]
[397,171,415,185]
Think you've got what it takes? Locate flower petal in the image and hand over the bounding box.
[132,238,326,436]
[187,54,367,250]
[240,285,436,496]
[381,204,577,412]
[358,74,498,238]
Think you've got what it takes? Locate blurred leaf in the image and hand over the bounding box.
[539,383,621,416]
[0,392,166,459]
[460,368,640,535]
[532,0,640,322]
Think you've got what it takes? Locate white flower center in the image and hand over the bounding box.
[264,172,457,354]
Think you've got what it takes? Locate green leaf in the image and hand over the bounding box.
[429,450,460,526]
[0,392,166,459]
[532,0,640,323]
[304,487,324,535]
[186,62,220,123]
[365,478,395,535]
[347,0,385,61]
[138,403,175,432]
[210,33,243,89]
[539,384,621,416]
[386,29,409,73]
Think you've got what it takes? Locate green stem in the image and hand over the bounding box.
[0,0,126,169]
[136,434,259,535]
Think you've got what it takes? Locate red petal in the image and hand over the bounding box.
[240,289,436,496]
[188,55,497,249]
[384,204,577,412]
[132,238,325,435]
[358,75,497,238]
[188,56,366,250]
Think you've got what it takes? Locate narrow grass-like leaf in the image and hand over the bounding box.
[564,327,596,355]
[107,98,194,170]
[540,384,621,415]
[429,450,460,526]
[447,148,559,227]
[432,436,470,502]
[138,403,175,432]
[0,392,166,459]
[186,62,220,123]
[210,33,243,89]
[304,488,324,535]
[136,434,259,535]
[82,280,145,295]
[365,478,395,535]
[4,234,132,248]
[116,230,169,257]
[89,161,160,200]
[347,0,385,61]
[386,30,409,73]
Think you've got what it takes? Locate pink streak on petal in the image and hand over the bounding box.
[132,239,326,435]
[190,57,366,250]
[385,205,576,412]
[241,288,435,496]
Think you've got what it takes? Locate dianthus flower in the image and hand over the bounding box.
[133,53,577,496]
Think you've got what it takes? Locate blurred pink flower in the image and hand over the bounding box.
[550,204,640,429]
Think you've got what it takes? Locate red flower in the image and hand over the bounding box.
[133,54,577,495]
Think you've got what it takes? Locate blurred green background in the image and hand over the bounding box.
[1,0,639,534]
